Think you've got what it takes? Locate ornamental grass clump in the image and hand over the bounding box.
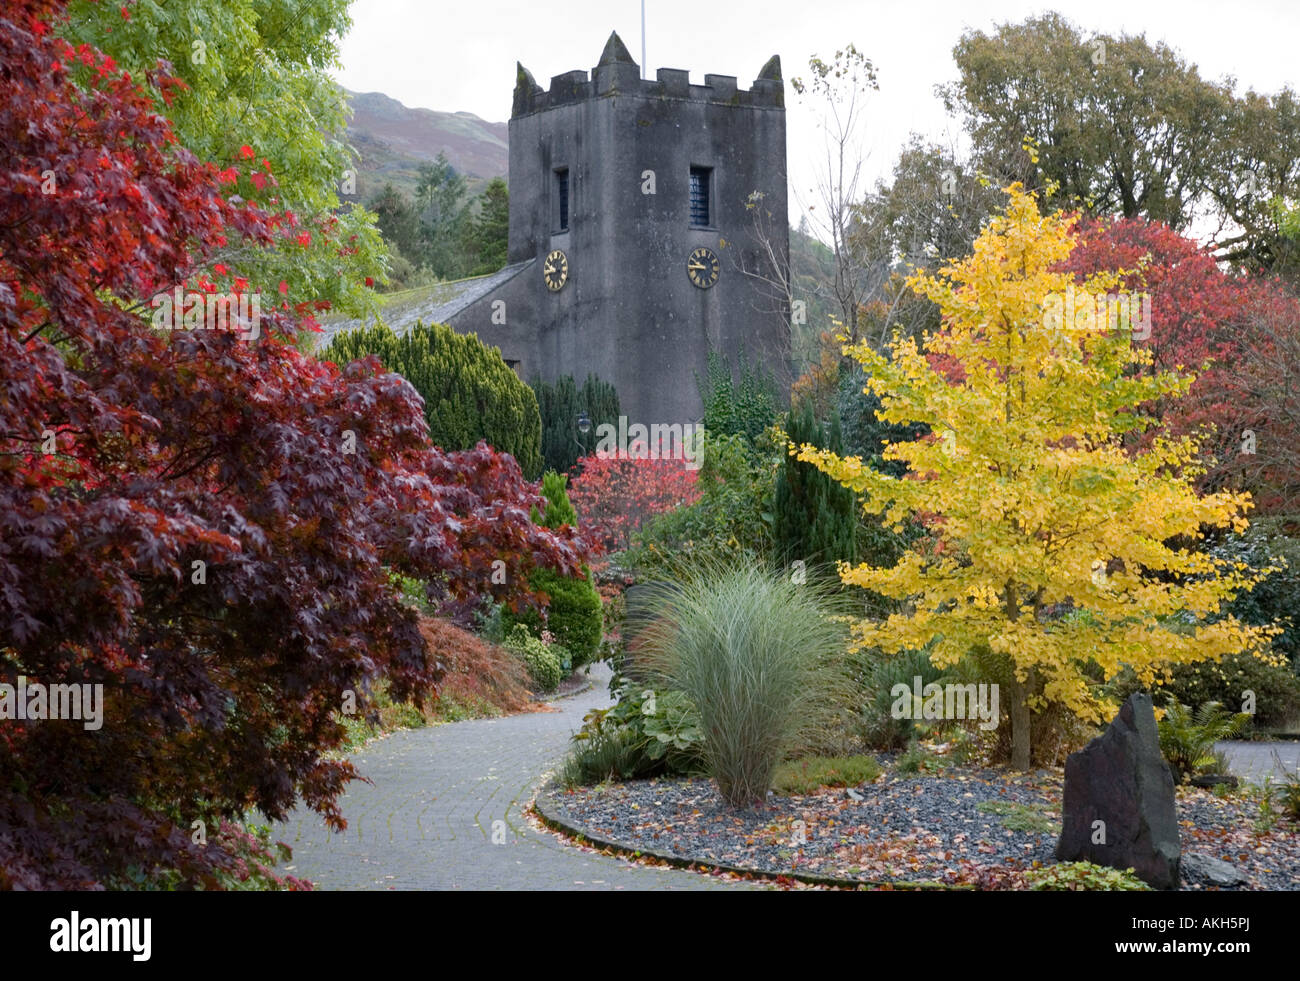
[636,558,852,807]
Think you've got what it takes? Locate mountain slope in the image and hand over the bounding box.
[343,89,508,204]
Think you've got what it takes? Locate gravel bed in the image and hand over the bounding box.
[543,766,1300,889]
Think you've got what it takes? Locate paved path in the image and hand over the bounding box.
[1216,740,1300,785]
[275,664,751,890]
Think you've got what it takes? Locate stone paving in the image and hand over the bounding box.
[273,664,1300,889]
[275,663,755,890]
[1216,740,1300,784]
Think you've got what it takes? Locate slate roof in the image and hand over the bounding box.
[319,258,534,343]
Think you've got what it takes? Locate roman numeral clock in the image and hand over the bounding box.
[687,246,719,289]
[543,249,568,291]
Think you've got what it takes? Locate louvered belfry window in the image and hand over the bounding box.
[556,168,569,231]
[689,166,711,227]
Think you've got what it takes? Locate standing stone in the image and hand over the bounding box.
[1055,693,1181,889]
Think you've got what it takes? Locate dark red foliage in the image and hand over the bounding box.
[1062,216,1300,513]
[566,452,701,553]
[0,0,580,888]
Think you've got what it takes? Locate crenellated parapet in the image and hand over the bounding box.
[512,31,783,118]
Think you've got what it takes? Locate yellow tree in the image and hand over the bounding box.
[797,185,1277,769]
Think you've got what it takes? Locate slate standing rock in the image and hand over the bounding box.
[1056,693,1181,889]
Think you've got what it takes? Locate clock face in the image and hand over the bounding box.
[544,249,569,291]
[687,247,720,289]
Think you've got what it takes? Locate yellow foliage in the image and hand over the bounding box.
[798,184,1279,740]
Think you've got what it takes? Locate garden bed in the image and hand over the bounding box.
[539,766,1300,890]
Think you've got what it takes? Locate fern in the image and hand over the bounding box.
[1157,701,1250,784]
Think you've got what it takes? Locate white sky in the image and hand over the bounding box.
[335,0,1300,236]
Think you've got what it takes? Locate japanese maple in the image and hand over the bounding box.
[0,0,580,888]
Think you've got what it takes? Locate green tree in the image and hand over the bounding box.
[774,401,856,569]
[415,152,470,278]
[322,321,543,478]
[369,183,422,267]
[505,473,604,668]
[851,137,1008,351]
[463,177,509,275]
[940,12,1300,269]
[63,0,386,318]
[533,374,621,474]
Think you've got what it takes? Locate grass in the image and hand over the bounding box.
[771,755,882,795]
[634,558,854,807]
[976,800,1060,834]
[895,740,946,774]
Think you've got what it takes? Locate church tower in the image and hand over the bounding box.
[439,32,792,426]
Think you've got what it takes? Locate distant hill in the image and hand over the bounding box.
[342,89,508,205]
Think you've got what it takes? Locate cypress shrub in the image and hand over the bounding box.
[532,373,620,474]
[504,472,604,667]
[322,320,543,478]
[773,400,857,568]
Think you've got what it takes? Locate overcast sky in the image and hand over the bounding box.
[335,1,1300,238]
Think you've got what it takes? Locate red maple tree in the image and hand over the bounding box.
[0,0,581,888]
[567,452,702,554]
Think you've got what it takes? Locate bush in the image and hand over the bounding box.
[626,431,781,576]
[855,647,949,750]
[567,452,702,554]
[1274,769,1300,823]
[506,570,603,667]
[503,472,604,667]
[532,373,620,475]
[1109,650,1300,730]
[1024,862,1151,891]
[420,616,536,717]
[895,740,944,774]
[562,678,706,786]
[322,320,544,478]
[771,756,881,795]
[504,624,563,692]
[634,558,852,807]
[1157,701,1251,784]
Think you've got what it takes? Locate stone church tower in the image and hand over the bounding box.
[337,33,791,427]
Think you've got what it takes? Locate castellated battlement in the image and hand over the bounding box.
[512,31,783,118]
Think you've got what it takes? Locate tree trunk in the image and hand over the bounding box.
[1008,673,1032,771]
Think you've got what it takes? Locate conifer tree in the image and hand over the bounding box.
[323,321,543,478]
[774,401,857,569]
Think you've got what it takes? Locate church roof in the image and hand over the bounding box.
[318,259,535,344]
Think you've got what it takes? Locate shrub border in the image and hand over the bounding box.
[530,779,971,891]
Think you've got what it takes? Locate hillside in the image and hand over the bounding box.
[342,89,508,204]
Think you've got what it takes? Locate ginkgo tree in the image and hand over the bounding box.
[797,184,1277,770]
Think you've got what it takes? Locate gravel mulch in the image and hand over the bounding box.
[542,766,1300,890]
